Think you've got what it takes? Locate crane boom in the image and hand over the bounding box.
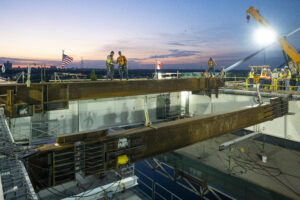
[247,6,300,70]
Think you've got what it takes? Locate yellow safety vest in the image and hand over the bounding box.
[279,72,284,80]
[249,72,254,78]
[107,55,113,64]
[286,70,291,79]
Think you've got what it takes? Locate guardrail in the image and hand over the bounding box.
[223,77,300,92]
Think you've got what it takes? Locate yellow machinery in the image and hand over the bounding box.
[247,6,300,71]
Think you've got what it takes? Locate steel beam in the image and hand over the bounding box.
[219,131,262,151]
[0,78,223,117]
[25,97,288,191]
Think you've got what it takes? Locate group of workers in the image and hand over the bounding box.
[248,64,300,91]
[106,51,128,80]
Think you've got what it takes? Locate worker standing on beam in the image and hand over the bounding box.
[219,67,225,80]
[208,57,216,76]
[117,51,128,80]
[106,51,115,80]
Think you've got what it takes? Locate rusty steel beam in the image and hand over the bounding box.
[25,97,288,191]
[0,78,223,117]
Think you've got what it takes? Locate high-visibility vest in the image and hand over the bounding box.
[117,56,127,65]
[272,72,278,78]
[279,72,284,80]
[107,55,113,64]
[249,72,254,78]
[260,73,266,79]
[286,70,292,79]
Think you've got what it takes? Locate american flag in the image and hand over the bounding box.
[62,53,73,68]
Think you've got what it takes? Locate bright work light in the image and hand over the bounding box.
[254,28,277,45]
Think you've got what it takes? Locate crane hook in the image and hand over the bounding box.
[246,14,250,23]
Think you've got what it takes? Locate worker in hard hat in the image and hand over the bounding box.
[289,62,297,90]
[106,51,115,80]
[296,70,300,91]
[266,68,272,90]
[248,68,254,88]
[260,68,266,89]
[208,57,216,76]
[284,66,291,91]
[278,69,285,90]
[219,67,225,79]
[116,51,128,80]
[271,68,278,91]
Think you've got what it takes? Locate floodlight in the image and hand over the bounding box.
[254,28,277,45]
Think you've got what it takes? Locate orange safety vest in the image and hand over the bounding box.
[260,73,266,79]
[117,56,127,65]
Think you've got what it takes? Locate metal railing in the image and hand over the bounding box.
[135,168,182,200]
[224,77,300,92]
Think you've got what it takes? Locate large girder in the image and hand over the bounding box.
[0,78,222,117]
[26,97,288,191]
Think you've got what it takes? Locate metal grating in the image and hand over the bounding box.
[0,109,38,200]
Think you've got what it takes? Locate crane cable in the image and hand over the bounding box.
[224,27,300,73]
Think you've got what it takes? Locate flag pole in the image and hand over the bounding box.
[62,49,64,68]
[155,60,157,79]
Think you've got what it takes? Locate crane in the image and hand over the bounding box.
[247,6,300,71]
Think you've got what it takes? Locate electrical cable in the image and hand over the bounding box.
[229,141,300,197]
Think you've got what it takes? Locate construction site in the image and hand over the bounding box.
[1,3,300,200]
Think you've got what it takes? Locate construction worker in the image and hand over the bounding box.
[271,68,278,91]
[278,69,285,90]
[289,62,297,90]
[116,51,128,80]
[260,68,266,89]
[207,57,216,76]
[266,68,272,89]
[296,70,300,91]
[219,67,225,80]
[248,68,254,88]
[284,66,291,91]
[106,51,115,80]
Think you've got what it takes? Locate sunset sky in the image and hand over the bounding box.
[1,0,300,69]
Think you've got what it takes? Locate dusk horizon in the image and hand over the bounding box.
[1,0,300,70]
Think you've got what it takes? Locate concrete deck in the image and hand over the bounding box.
[172,133,300,199]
